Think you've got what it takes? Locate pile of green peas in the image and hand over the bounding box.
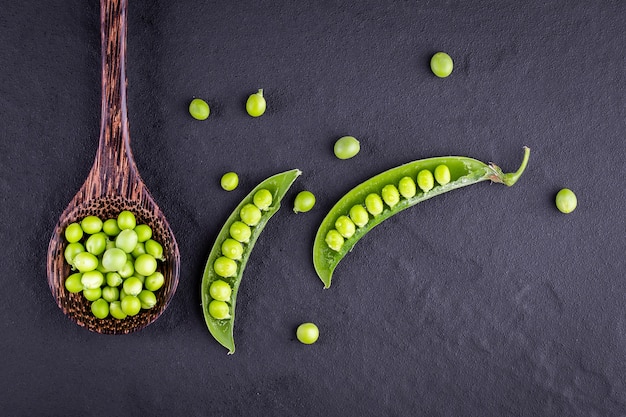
[63,210,166,320]
[207,188,274,320]
[324,164,452,251]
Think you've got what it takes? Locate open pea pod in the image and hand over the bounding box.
[313,147,530,288]
[201,169,301,353]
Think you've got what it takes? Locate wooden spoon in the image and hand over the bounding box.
[46,0,180,334]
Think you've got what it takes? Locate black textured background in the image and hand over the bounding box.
[2,1,626,416]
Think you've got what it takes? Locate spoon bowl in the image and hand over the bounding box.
[46,0,180,334]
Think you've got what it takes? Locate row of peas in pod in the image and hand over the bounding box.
[207,188,274,320]
[63,210,166,320]
[325,164,452,252]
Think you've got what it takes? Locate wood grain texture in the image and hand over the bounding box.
[46,0,180,334]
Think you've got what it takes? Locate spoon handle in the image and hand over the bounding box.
[93,0,138,194]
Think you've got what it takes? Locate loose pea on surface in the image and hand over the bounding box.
[365,193,384,216]
[335,215,356,239]
[333,136,360,160]
[65,223,83,243]
[325,230,344,252]
[555,188,577,213]
[189,98,210,120]
[434,164,451,185]
[209,280,232,302]
[246,89,266,117]
[240,203,262,226]
[296,322,319,345]
[349,205,369,227]
[430,52,454,78]
[253,189,273,210]
[381,184,400,208]
[293,191,316,213]
[417,169,434,192]
[208,300,231,320]
[221,172,239,191]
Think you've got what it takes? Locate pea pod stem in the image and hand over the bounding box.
[313,147,530,288]
[201,169,301,353]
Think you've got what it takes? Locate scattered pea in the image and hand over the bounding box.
[334,136,360,160]
[381,184,400,208]
[221,172,239,191]
[64,223,83,243]
[349,205,369,227]
[253,189,273,210]
[555,188,577,213]
[296,322,319,345]
[335,215,356,239]
[246,89,266,117]
[293,191,316,213]
[325,230,344,252]
[189,98,210,120]
[417,169,434,192]
[365,193,384,216]
[430,52,454,78]
[434,164,451,185]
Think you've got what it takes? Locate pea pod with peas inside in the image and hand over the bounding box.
[201,169,301,354]
[313,147,530,288]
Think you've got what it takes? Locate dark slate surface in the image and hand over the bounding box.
[2,1,626,416]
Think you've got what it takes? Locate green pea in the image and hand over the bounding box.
[109,301,127,320]
[115,229,138,253]
[555,188,577,213]
[417,169,434,192]
[253,189,273,210]
[64,222,83,243]
[64,272,84,293]
[334,136,360,160]
[325,229,344,252]
[349,205,369,227]
[102,286,120,303]
[335,216,356,239]
[106,272,123,287]
[381,184,400,208]
[229,221,252,243]
[214,256,238,278]
[145,239,164,261]
[83,287,102,302]
[134,254,157,277]
[296,322,319,345]
[123,276,143,296]
[91,299,109,319]
[81,216,103,234]
[221,172,239,191]
[102,218,121,237]
[118,259,135,278]
[121,295,142,316]
[101,248,127,272]
[246,89,266,117]
[133,274,146,284]
[138,290,157,309]
[430,52,454,78]
[117,210,136,230]
[398,176,417,199]
[73,252,99,272]
[131,242,147,258]
[105,238,116,250]
[365,193,384,216]
[434,164,451,185]
[293,191,316,213]
[209,280,232,302]
[64,242,85,266]
[134,224,152,242]
[240,203,262,226]
[144,271,165,292]
[85,232,107,256]
[81,270,104,289]
[208,300,231,320]
[221,238,244,261]
[189,98,210,120]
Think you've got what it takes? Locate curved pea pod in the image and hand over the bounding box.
[313,147,530,288]
[201,169,301,353]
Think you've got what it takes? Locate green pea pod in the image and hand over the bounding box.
[201,169,301,354]
[313,147,530,288]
